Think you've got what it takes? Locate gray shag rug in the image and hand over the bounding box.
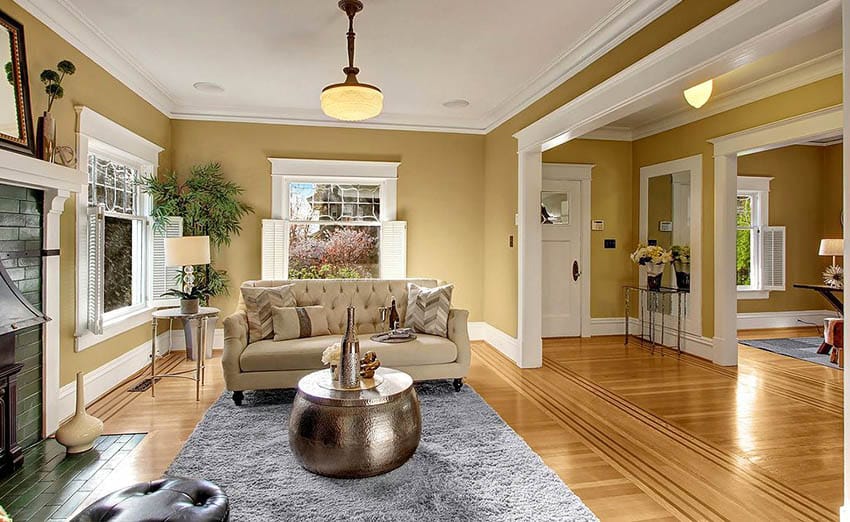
[739,336,840,369]
[167,381,597,521]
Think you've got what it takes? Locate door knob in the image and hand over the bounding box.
[572,260,581,281]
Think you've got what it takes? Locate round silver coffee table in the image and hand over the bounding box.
[288,367,421,478]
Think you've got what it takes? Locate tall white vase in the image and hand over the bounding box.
[55,372,103,454]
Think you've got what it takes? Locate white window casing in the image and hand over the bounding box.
[75,106,163,351]
[266,158,403,280]
[736,176,777,299]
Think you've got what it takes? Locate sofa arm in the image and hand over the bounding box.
[447,308,471,371]
[222,310,249,387]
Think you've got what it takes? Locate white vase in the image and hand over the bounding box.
[55,372,103,454]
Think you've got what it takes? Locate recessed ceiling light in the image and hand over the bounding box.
[442,99,470,109]
[193,82,225,94]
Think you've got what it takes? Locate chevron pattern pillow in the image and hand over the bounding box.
[241,284,296,342]
[405,283,453,337]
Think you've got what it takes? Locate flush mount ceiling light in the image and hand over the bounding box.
[321,0,383,122]
[683,79,713,109]
[442,99,470,109]
[193,81,225,94]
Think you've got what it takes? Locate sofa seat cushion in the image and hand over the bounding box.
[240,334,458,372]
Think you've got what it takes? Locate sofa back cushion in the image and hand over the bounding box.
[239,279,439,335]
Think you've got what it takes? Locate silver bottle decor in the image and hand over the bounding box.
[338,306,361,389]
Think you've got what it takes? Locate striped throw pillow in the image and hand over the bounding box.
[405,283,453,337]
[272,306,330,341]
[241,284,296,342]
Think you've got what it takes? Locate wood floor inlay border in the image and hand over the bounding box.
[472,344,836,521]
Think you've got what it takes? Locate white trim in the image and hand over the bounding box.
[166,327,225,350]
[467,321,486,341]
[542,163,593,337]
[590,317,629,336]
[476,323,521,364]
[581,126,634,141]
[518,150,544,368]
[737,309,838,330]
[737,290,770,300]
[14,0,676,134]
[638,154,703,337]
[75,106,164,164]
[74,307,156,351]
[55,332,169,429]
[591,317,714,358]
[710,105,843,155]
[736,176,774,191]
[513,0,839,152]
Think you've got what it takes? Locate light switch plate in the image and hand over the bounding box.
[591,220,605,231]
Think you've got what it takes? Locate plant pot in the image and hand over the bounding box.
[673,260,691,291]
[36,111,56,162]
[183,316,217,361]
[55,372,103,454]
[645,263,664,291]
[180,298,199,315]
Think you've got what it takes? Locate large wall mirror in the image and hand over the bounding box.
[0,9,33,156]
[639,155,702,337]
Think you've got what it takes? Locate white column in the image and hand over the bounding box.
[42,189,69,435]
[841,3,849,520]
[518,149,543,368]
[712,155,738,366]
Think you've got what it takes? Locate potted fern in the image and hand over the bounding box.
[139,162,253,355]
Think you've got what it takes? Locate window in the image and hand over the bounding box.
[75,107,167,350]
[264,159,405,280]
[737,176,784,298]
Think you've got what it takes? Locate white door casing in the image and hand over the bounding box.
[542,177,582,337]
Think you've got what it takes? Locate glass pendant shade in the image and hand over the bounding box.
[683,79,713,108]
[321,81,383,121]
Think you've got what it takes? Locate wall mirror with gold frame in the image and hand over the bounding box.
[0,9,33,156]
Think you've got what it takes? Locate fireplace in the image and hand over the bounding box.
[0,232,48,476]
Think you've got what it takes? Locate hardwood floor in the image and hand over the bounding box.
[68,331,841,521]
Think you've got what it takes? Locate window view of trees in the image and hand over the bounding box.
[103,216,133,312]
[736,195,752,286]
[288,183,380,279]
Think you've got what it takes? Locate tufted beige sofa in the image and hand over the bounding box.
[222,278,470,404]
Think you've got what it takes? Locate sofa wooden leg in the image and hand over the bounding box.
[232,391,244,406]
[452,378,463,392]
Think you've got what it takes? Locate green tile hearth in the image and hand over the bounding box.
[0,434,145,521]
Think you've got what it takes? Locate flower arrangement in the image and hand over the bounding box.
[321,343,341,366]
[670,245,690,263]
[0,504,10,522]
[630,244,671,266]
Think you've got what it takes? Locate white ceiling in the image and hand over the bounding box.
[18,0,680,133]
[585,11,842,141]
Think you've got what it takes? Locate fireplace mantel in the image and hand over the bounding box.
[0,148,84,436]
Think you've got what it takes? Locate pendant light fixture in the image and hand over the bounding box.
[321,0,383,121]
[683,79,713,109]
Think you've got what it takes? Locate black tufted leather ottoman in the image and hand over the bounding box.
[71,478,229,522]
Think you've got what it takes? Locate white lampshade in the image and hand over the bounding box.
[818,238,844,257]
[321,82,383,121]
[683,79,713,109]
[165,236,211,266]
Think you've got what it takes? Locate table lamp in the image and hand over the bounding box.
[165,236,211,294]
[818,238,844,288]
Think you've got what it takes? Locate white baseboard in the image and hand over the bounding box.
[167,327,225,350]
[590,317,629,336]
[467,321,520,364]
[467,321,486,341]
[736,309,838,330]
[591,317,713,359]
[56,331,169,428]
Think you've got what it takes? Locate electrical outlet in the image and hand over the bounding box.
[509,235,514,248]
[604,239,616,249]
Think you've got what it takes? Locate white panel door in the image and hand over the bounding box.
[541,178,582,337]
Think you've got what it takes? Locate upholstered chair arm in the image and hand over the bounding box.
[222,310,248,385]
[447,308,471,370]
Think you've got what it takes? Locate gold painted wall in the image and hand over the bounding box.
[822,143,844,238]
[542,139,634,318]
[170,121,485,320]
[737,145,834,313]
[482,0,737,337]
[0,0,173,386]
[632,76,843,336]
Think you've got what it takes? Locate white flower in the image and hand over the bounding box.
[321,343,341,365]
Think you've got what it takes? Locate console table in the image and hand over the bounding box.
[624,285,687,355]
[792,283,843,315]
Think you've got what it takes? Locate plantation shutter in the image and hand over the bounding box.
[149,217,183,307]
[262,219,287,280]
[760,226,786,291]
[380,221,407,279]
[86,205,105,335]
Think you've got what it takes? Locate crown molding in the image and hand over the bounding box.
[14,0,678,134]
[585,49,841,142]
[14,0,176,116]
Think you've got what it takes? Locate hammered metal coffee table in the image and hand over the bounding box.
[288,367,421,478]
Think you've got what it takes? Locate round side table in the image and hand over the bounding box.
[150,307,219,401]
[288,367,421,478]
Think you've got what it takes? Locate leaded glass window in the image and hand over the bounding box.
[87,154,139,215]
